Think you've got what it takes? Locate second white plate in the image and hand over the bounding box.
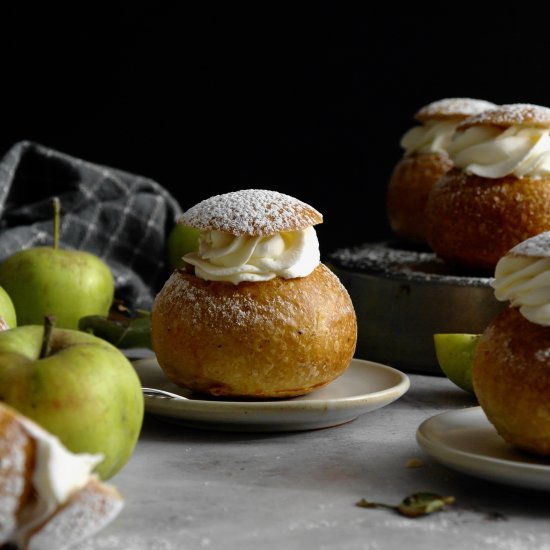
[133,357,409,432]
[417,407,550,491]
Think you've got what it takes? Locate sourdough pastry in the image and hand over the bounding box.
[426,103,550,270]
[0,402,123,549]
[387,97,496,242]
[151,189,357,398]
[473,232,550,455]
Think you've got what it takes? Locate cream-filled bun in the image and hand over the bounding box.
[426,103,550,270]
[473,232,550,455]
[387,97,497,243]
[151,189,357,398]
[0,402,123,549]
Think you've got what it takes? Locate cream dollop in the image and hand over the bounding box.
[184,226,320,284]
[493,255,550,325]
[449,125,550,178]
[400,120,458,156]
[13,418,103,545]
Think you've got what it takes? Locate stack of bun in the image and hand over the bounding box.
[386,100,550,452]
[473,231,550,455]
[426,103,550,271]
[0,402,123,549]
[152,189,357,398]
[387,97,496,243]
[334,100,550,374]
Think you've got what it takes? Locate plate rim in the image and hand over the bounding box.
[416,406,550,489]
[133,357,410,429]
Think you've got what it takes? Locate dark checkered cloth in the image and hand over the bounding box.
[0,141,182,309]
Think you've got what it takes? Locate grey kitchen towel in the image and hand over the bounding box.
[0,141,182,309]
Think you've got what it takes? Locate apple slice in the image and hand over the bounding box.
[433,333,482,394]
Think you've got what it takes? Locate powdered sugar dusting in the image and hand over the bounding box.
[0,416,29,543]
[509,231,550,258]
[161,272,292,332]
[415,98,497,122]
[329,241,493,287]
[179,189,323,236]
[29,481,123,549]
[458,103,550,130]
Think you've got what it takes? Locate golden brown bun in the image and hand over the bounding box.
[387,98,496,243]
[0,403,35,544]
[387,152,453,242]
[473,307,550,455]
[425,168,550,270]
[151,264,357,398]
[415,98,497,122]
[179,189,323,236]
[0,402,123,549]
[22,479,123,550]
[458,103,550,131]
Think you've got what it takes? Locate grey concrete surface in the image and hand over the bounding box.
[76,374,550,550]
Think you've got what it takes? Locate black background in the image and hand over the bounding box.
[2,6,549,258]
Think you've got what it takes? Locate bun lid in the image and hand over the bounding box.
[179,189,323,236]
[458,103,550,131]
[505,231,550,259]
[414,98,497,122]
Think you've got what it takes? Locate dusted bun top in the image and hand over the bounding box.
[505,231,550,258]
[179,189,323,237]
[458,103,550,131]
[414,98,497,122]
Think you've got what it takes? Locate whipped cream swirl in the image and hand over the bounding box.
[184,226,320,284]
[400,120,458,156]
[493,255,550,325]
[449,126,550,178]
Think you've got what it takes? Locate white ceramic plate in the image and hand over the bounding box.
[417,407,550,491]
[132,357,410,432]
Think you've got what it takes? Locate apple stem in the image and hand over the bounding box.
[53,197,60,250]
[40,315,56,359]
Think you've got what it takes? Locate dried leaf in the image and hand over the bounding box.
[356,498,389,510]
[356,492,454,518]
[398,493,455,518]
[78,308,152,349]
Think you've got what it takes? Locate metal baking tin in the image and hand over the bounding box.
[329,242,507,374]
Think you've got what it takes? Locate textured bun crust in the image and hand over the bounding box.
[0,402,123,549]
[473,307,550,455]
[151,264,357,398]
[24,479,123,550]
[387,152,453,242]
[415,98,497,122]
[426,169,550,270]
[0,404,35,544]
[179,189,323,236]
[458,103,550,130]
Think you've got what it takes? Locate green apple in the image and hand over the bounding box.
[0,248,114,330]
[167,223,200,270]
[0,285,16,329]
[0,198,114,330]
[0,322,144,479]
[433,333,481,394]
